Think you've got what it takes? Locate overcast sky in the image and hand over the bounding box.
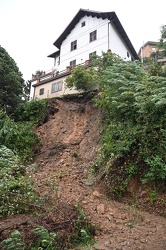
[0,0,165,82]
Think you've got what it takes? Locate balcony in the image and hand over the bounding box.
[31,60,91,85]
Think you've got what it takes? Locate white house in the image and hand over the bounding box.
[30,8,139,100]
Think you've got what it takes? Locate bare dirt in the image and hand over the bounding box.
[0,93,166,250]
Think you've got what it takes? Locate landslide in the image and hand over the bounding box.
[0,92,166,250]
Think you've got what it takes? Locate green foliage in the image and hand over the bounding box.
[0,146,38,217]
[69,206,95,247]
[1,230,25,250]
[91,51,121,72]
[148,189,158,203]
[65,50,166,196]
[143,156,166,185]
[0,99,47,163]
[32,226,58,249]
[32,70,44,79]
[65,51,121,92]
[1,207,95,249]
[104,157,138,199]
[1,227,58,250]
[0,117,40,163]
[65,52,166,196]
[158,25,166,53]
[0,46,26,114]
[65,64,98,91]
[143,57,166,77]
[12,99,48,124]
[94,58,166,195]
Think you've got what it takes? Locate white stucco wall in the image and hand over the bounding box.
[30,14,135,100]
[58,15,133,71]
[109,23,133,60]
[30,82,35,100]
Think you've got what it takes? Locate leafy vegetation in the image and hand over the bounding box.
[32,226,59,250]
[1,230,25,250]
[0,99,47,163]
[68,206,95,247]
[66,51,166,198]
[0,32,166,248]
[65,64,98,91]
[1,207,95,250]
[0,145,38,218]
[145,24,166,77]
[158,24,166,57]
[0,46,29,114]
[12,99,47,124]
[0,118,40,163]
[95,58,166,196]
[0,100,48,218]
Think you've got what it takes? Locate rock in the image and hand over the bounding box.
[93,190,101,197]
[82,200,88,204]
[97,204,105,214]
[94,242,107,250]
[104,240,110,246]
[106,214,113,221]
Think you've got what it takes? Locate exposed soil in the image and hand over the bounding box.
[0,93,166,250]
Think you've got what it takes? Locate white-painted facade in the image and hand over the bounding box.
[58,16,133,72]
[30,9,138,100]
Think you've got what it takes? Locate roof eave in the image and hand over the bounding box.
[47,50,60,58]
[53,9,139,60]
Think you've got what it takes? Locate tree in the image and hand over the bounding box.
[94,59,166,193]
[158,24,166,57]
[65,51,121,91]
[65,64,98,91]
[0,46,25,114]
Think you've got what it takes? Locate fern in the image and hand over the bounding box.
[1,230,25,250]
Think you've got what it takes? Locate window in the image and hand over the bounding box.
[89,51,96,59]
[51,81,62,93]
[71,40,77,51]
[90,30,97,42]
[127,52,130,58]
[81,21,85,27]
[39,88,44,95]
[70,60,76,68]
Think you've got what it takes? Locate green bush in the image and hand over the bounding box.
[0,118,40,163]
[68,206,95,247]
[1,207,95,249]
[12,99,48,125]
[32,226,58,250]
[65,64,98,91]
[0,146,38,217]
[1,230,25,250]
[143,156,166,185]
[94,57,166,194]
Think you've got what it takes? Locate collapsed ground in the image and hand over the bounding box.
[0,93,166,249]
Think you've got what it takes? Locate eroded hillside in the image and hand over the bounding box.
[0,93,166,250]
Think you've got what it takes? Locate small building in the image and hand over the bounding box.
[30,8,139,100]
[138,40,166,67]
[138,41,159,61]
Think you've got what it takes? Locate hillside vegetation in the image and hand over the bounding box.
[66,52,166,196]
[0,52,166,249]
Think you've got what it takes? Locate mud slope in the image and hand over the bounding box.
[0,94,165,250]
[33,95,166,250]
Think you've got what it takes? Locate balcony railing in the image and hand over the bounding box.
[31,60,91,84]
